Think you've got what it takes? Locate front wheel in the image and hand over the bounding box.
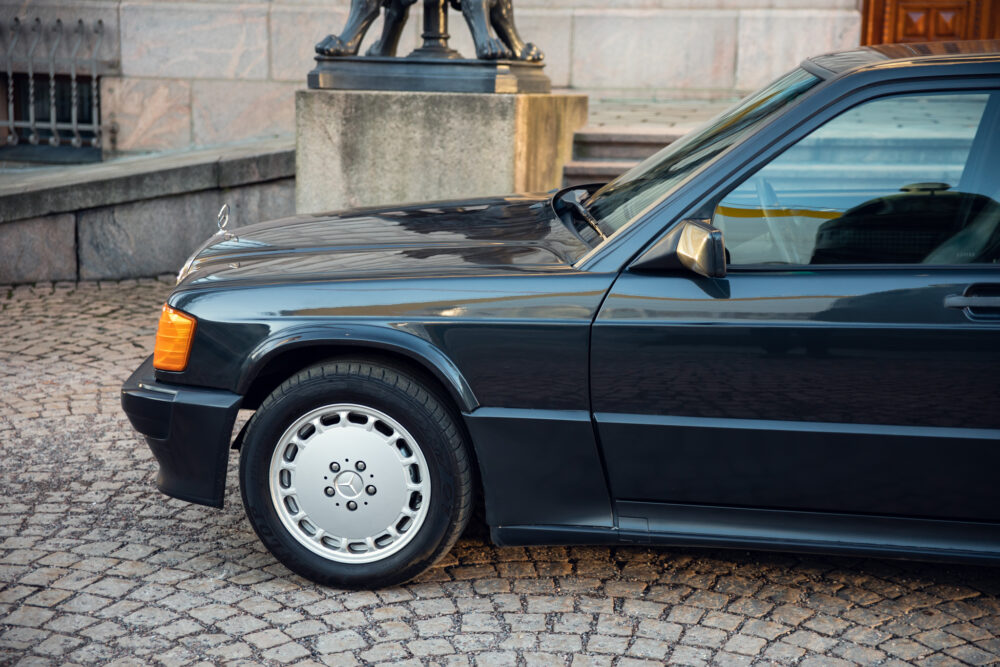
[239,360,473,588]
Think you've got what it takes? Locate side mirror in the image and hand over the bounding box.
[631,218,727,278]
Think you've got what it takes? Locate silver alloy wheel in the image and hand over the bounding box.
[268,403,431,564]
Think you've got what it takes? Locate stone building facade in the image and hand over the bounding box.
[1,0,860,156]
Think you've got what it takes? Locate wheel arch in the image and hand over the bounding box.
[237,325,488,537]
[237,325,479,414]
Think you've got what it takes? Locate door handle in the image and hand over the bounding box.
[944,295,1000,309]
[945,285,1000,320]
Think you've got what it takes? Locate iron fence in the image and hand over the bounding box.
[1,18,105,149]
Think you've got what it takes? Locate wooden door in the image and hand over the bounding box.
[862,0,1000,44]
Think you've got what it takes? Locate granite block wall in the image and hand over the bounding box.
[0,140,296,283]
[0,177,295,283]
[1,0,861,154]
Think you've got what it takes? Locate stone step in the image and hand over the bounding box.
[563,123,691,187]
[563,159,639,187]
[572,126,683,161]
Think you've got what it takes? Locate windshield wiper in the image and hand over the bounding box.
[557,187,607,241]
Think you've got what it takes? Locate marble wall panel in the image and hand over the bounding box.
[438,8,571,88]
[271,0,352,5]
[101,77,191,153]
[735,9,862,90]
[513,10,573,89]
[494,0,856,7]
[6,0,864,153]
[270,5,348,82]
[571,10,739,90]
[120,2,268,80]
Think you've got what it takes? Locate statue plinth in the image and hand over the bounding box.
[295,89,587,214]
[308,56,550,95]
[297,0,577,214]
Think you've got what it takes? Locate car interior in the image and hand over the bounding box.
[710,90,1000,266]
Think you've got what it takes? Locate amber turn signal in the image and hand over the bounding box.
[153,304,196,371]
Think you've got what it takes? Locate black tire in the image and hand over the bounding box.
[239,359,473,588]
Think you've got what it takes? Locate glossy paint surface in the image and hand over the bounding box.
[594,269,1000,427]
[165,195,612,410]
[181,195,591,285]
[586,55,1000,526]
[157,195,617,521]
[592,268,1000,521]
[126,49,1000,558]
[122,356,242,507]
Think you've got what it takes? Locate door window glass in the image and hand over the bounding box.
[711,92,1000,265]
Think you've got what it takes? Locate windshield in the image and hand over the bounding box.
[586,68,821,234]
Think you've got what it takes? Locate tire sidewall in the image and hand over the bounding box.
[240,367,461,588]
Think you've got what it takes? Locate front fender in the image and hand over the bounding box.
[237,322,479,412]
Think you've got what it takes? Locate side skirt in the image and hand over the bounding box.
[492,501,1000,565]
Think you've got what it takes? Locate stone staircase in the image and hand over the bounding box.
[563,97,734,187]
[563,126,685,186]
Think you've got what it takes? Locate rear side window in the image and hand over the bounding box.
[710,91,1000,266]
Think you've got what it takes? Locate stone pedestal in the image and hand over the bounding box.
[309,57,551,94]
[295,89,588,215]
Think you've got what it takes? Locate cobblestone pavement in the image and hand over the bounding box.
[3,279,1000,667]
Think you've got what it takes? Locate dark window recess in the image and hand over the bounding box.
[2,73,101,163]
[1,18,107,164]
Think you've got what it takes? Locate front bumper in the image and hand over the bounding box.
[121,355,242,507]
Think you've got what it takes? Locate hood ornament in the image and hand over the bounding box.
[217,203,230,231]
[217,203,237,241]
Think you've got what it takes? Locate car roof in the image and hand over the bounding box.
[804,39,1000,77]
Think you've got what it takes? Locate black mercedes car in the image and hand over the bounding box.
[123,41,1000,588]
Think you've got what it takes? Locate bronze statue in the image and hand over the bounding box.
[316,0,543,62]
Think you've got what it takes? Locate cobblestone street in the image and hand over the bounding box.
[2,279,1000,666]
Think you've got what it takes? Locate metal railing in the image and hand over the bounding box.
[2,18,105,149]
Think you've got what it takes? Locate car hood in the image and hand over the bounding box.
[178,194,591,286]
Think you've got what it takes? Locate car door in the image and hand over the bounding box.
[591,84,1000,523]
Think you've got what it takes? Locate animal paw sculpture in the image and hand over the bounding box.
[457,0,542,62]
[316,0,416,57]
[315,0,544,63]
